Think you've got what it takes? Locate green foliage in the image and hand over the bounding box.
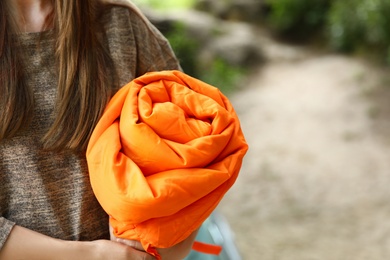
[265,0,330,40]
[387,47,390,65]
[199,58,246,95]
[327,0,390,58]
[327,0,363,52]
[164,22,199,77]
[165,22,245,94]
[132,0,195,10]
[264,0,390,64]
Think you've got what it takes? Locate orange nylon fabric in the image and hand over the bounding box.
[86,70,248,257]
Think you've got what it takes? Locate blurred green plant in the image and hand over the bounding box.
[165,22,245,94]
[327,0,390,61]
[200,58,246,95]
[164,22,200,78]
[132,0,195,10]
[264,0,390,64]
[327,0,363,52]
[265,0,330,41]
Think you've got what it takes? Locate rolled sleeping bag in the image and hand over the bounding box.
[86,70,248,258]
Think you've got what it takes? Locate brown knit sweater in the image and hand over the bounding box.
[0,3,180,249]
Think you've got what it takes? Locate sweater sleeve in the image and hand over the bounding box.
[101,4,182,87]
[123,6,181,76]
[102,0,182,76]
[0,217,15,249]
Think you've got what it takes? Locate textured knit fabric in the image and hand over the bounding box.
[0,2,180,250]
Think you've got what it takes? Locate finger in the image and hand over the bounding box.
[116,238,145,251]
[126,246,156,260]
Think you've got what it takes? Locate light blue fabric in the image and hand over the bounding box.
[185,212,242,260]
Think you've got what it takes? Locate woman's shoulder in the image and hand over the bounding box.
[99,0,163,39]
[100,0,148,22]
[100,0,140,10]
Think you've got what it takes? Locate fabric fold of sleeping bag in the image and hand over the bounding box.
[86,70,248,257]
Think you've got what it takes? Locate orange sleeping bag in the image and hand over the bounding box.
[86,70,248,258]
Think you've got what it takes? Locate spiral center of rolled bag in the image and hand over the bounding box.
[86,70,248,258]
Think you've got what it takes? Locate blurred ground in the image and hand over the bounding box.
[217,28,390,260]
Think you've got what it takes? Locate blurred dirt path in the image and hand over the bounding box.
[217,32,390,260]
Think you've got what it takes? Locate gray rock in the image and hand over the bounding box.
[195,0,266,24]
[199,21,264,68]
[144,8,264,69]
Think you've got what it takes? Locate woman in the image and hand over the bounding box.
[0,0,193,259]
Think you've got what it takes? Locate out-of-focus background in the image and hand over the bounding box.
[134,1,390,259]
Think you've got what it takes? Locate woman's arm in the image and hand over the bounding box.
[0,225,155,260]
[156,229,199,260]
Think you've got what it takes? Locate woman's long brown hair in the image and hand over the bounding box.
[0,0,34,139]
[0,0,117,152]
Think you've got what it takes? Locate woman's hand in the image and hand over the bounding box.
[155,229,198,260]
[110,223,199,260]
[88,239,156,260]
[109,222,147,252]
